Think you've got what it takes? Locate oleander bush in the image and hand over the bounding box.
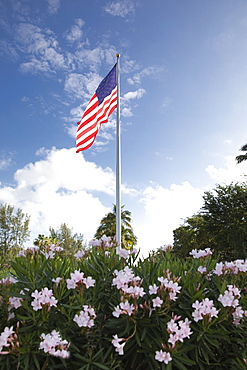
[0,238,246,370]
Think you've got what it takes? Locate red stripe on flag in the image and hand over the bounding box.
[76,65,117,152]
[76,86,117,152]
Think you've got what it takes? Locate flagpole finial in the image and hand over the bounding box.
[116,53,120,58]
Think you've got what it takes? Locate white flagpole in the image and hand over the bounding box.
[116,54,121,252]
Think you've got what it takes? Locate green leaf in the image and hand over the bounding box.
[92,362,110,370]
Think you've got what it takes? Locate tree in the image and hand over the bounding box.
[173,215,216,258]
[0,203,30,258]
[236,143,247,163]
[49,223,85,254]
[173,183,247,260]
[94,205,137,249]
[201,182,247,260]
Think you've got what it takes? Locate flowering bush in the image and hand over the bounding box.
[0,240,246,369]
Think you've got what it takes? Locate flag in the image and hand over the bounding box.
[76,64,117,152]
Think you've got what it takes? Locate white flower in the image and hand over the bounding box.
[149,283,158,295]
[152,296,163,308]
[198,266,207,274]
[111,334,126,355]
[39,330,70,358]
[117,249,129,259]
[74,250,85,259]
[155,350,172,364]
[73,305,96,328]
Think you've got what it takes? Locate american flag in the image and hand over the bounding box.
[76,64,117,152]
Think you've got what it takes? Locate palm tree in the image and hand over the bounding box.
[236,143,247,164]
[94,205,137,249]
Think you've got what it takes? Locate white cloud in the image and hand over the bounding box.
[205,155,247,184]
[0,157,12,170]
[122,88,146,102]
[64,19,84,43]
[104,0,135,17]
[121,107,133,117]
[64,72,102,99]
[0,148,244,256]
[14,23,73,74]
[47,0,60,14]
[162,97,172,109]
[0,41,19,60]
[74,46,117,72]
[135,181,204,256]
[127,66,165,85]
[0,147,116,245]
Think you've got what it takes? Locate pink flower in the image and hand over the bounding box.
[83,276,95,289]
[120,301,135,316]
[198,266,207,274]
[74,250,85,259]
[192,298,218,321]
[0,326,15,352]
[39,330,70,358]
[189,248,212,258]
[52,277,62,286]
[149,284,158,295]
[31,288,57,311]
[117,249,129,259]
[168,333,179,346]
[155,350,172,364]
[152,296,163,308]
[111,334,126,355]
[167,319,178,333]
[115,342,125,355]
[66,270,95,290]
[112,305,122,318]
[73,305,96,328]
[70,270,84,282]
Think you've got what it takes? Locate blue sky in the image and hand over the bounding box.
[0,0,247,255]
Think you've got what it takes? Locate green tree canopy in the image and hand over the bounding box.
[236,143,247,164]
[173,215,215,258]
[94,205,137,249]
[173,182,247,260]
[49,223,85,254]
[0,203,30,258]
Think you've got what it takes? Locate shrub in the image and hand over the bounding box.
[0,239,246,369]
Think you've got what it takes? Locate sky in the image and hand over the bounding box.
[1,0,247,256]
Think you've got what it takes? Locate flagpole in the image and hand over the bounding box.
[116,54,121,252]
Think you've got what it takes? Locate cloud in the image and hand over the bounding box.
[205,155,247,184]
[74,46,118,72]
[119,88,146,118]
[121,107,133,117]
[0,146,206,256]
[14,23,73,74]
[64,72,102,100]
[0,156,12,170]
[104,0,135,17]
[0,41,19,60]
[0,144,244,256]
[0,147,118,245]
[122,88,146,102]
[135,181,204,255]
[162,97,172,109]
[127,66,165,85]
[47,0,60,14]
[64,19,84,43]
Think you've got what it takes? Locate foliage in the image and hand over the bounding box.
[0,239,246,369]
[173,215,215,258]
[0,203,30,258]
[236,143,247,164]
[173,182,247,260]
[95,205,137,249]
[49,223,85,254]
